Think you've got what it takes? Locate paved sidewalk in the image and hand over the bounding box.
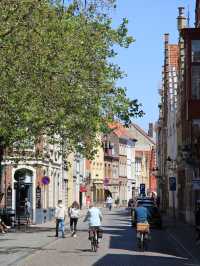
[0,208,88,266]
[164,215,200,265]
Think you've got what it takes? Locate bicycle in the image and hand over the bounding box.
[136,223,150,251]
[89,227,103,252]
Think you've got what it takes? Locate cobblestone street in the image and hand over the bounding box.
[0,208,199,266]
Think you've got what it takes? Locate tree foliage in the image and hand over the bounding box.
[0,0,144,158]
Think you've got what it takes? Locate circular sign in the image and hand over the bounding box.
[42,176,50,185]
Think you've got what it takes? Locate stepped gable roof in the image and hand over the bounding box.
[131,123,155,145]
[168,44,179,68]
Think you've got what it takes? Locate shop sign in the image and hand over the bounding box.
[80,185,87,192]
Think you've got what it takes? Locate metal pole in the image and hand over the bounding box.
[4,164,7,209]
[172,190,176,224]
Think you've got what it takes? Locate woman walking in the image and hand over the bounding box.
[69,201,80,237]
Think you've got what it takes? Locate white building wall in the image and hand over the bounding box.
[127,140,136,200]
[167,66,178,210]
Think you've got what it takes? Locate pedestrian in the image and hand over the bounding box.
[195,201,200,244]
[55,200,67,238]
[0,218,11,234]
[24,198,31,224]
[106,195,113,211]
[68,201,80,237]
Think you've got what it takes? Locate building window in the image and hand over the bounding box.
[192,65,200,99]
[192,40,200,63]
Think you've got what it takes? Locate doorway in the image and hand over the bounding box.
[14,169,33,217]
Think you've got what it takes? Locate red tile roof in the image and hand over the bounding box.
[109,122,132,139]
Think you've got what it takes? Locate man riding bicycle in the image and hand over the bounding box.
[134,202,149,240]
[83,204,103,249]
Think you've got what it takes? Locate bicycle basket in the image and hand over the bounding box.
[136,223,149,232]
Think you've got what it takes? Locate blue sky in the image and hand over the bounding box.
[111,0,196,132]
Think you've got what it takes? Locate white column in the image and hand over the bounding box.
[12,169,15,211]
[32,174,36,224]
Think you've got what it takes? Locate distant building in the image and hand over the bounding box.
[128,124,156,197]
[103,123,137,205]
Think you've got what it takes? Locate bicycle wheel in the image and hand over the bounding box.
[91,238,95,252]
[143,238,148,251]
[93,239,98,252]
[138,233,144,251]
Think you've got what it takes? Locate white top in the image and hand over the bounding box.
[84,207,103,227]
[55,204,66,219]
[106,197,113,204]
[69,208,80,218]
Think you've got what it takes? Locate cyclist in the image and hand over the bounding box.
[134,202,149,240]
[83,204,103,247]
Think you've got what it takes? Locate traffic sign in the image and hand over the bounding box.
[169,177,176,191]
[42,176,50,185]
[140,183,145,195]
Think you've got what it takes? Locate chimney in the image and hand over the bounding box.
[164,33,169,59]
[148,123,153,138]
[177,7,186,32]
[164,33,169,81]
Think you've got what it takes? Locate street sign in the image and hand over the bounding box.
[42,176,50,185]
[169,177,176,191]
[104,178,109,186]
[140,183,145,195]
[192,179,200,190]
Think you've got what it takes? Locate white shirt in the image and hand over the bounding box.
[107,197,113,204]
[55,204,66,219]
[69,208,80,218]
[84,207,103,227]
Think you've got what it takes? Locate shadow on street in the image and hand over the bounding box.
[92,253,188,266]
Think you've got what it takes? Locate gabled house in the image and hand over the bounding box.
[128,124,156,197]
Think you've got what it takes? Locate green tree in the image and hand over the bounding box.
[0,0,143,158]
